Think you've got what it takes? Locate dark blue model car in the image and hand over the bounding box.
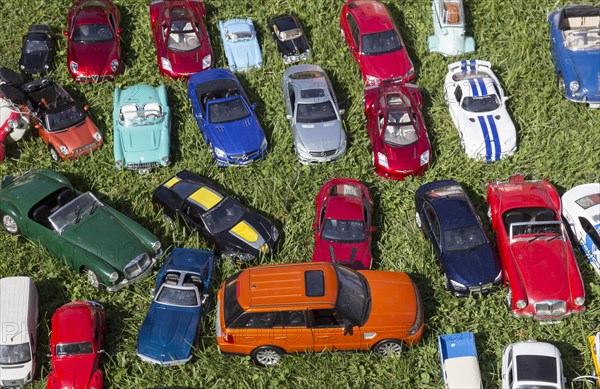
[548,5,600,108]
[188,68,268,166]
[137,248,214,365]
[415,180,502,296]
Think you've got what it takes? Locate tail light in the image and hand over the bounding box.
[223,333,234,344]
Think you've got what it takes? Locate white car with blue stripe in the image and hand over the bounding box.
[562,183,600,277]
[444,60,517,161]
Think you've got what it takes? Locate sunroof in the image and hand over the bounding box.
[305,270,325,297]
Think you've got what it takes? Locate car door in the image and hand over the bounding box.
[310,309,363,351]
[343,13,360,61]
[23,213,67,264]
[423,201,442,257]
[269,311,314,353]
[579,216,600,262]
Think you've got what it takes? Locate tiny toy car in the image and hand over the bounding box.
[0,68,31,161]
[268,15,310,64]
[282,65,346,164]
[590,332,600,381]
[562,183,600,277]
[364,82,431,179]
[487,174,585,321]
[548,5,600,108]
[150,0,213,79]
[340,0,415,85]
[218,18,262,71]
[215,262,424,366]
[47,301,106,389]
[153,170,279,261]
[19,24,55,74]
[65,0,122,82]
[188,68,267,166]
[428,0,475,57]
[415,180,502,295]
[438,332,482,389]
[501,340,566,389]
[137,248,214,365]
[312,178,373,269]
[0,169,162,291]
[113,84,171,172]
[444,60,517,161]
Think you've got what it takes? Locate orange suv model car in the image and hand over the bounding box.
[215,262,424,366]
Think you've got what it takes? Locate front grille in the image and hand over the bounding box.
[2,379,26,387]
[230,150,259,162]
[468,283,493,293]
[309,149,337,158]
[75,74,114,82]
[73,143,96,154]
[126,162,160,170]
[124,253,151,279]
[535,300,566,317]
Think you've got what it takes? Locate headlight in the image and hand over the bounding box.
[366,75,380,85]
[260,137,268,150]
[161,156,170,166]
[405,68,415,79]
[420,150,430,166]
[70,61,78,73]
[152,241,161,252]
[377,152,388,168]
[110,59,119,72]
[271,226,279,241]
[569,81,579,92]
[296,142,308,154]
[161,57,172,72]
[202,55,212,69]
[213,147,227,158]
[237,252,255,261]
[109,272,119,283]
[93,132,102,142]
[340,137,347,151]
[450,279,467,290]
[515,300,527,309]
[574,297,585,306]
[260,243,269,254]
[60,145,68,154]
[115,159,123,169]
[20,64,25,69]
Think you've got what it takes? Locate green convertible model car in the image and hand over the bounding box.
[0,169,162,291]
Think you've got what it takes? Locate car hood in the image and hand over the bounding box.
[458,110,516,161]
[362,271,417,329]
[434,27,472,56]
[569,50,600,98]
[278,37,309,56]
[294,121,344,152]
[443,246,500,286]
[51,355,96,389]
[22,51,50,73]
[215,215,275,254]
[362,50,413,81]
[119,124,164,152]
[313,241,371,269]
[380,137,428,168]
[226,40,261,69]
[167,48,207,74]
[49,117,100,151]
[70,40,118,76]
[210,117,264,154]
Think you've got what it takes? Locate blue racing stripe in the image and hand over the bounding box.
[487,115,501,161]
[469,59,476,71]
[477,78,488,95]
[469,79,479,96]
[477,116,492,162]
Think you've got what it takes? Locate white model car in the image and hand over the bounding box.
[562,183,600,276]
[443,60,517,162]
[501,340,566,389]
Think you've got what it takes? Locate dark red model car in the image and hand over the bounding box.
[312,178,374,269]
[364,83,431,179]
[487,174,585,322]
[340,0,415,86]
[150,0,213,79]
[47,301,106,389]
[65,0,121,82]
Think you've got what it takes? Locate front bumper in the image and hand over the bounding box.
[106,254,160,292]
[214,148,267,167]
[137,352,191,366]
[374,163,428,180]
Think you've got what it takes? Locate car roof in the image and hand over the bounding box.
[430,196,478,230]
[223,19,252,33]
[455,76,497,98]
[52,302,95,344]
[325,196,364,220]
[346,0,396,34]
[0,277,36,345]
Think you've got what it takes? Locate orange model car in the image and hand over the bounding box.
[215,262,424,366]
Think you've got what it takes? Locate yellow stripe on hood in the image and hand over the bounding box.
[230,221,259,243]
[188,187,223,210]
[163,177,181,188]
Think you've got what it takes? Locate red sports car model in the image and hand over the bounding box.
[364,83,431,179]
[65,0,121,82]
[487,174,585,322]
[312,178,374,270]
[150,0,213,79]
[340,0,415,86]
[47,301,106,389]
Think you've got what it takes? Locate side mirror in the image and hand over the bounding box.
[46,353,51,358]
[351,47,358,53]
[117,28,122,37]
[370,226,376,233]
[286,114,292,120]
[63,30,68,37]
[251,103,257,111]
[35,124,42,130]
[343,323,354,336]
[83,105,89,111]
[97,349,105,354]
[503,96,509,102]
[311,223,317,229]
[339,109,345,115]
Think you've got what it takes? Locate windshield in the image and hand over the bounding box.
[383,111,418,146]
[73,24,113,43]
[118,104,164,127]
[55,342,93,356]
[361,29,402,55]
[0,343,31,365]
[208,98,250,123]
[25,40,49,53]
[49,192,101,233]
[321,219,365,243]
[461,95,500,113]
[167,21,201,51]
[200,197,245,234]
[563,29,600,51]
[156,285,199,307]
[296,102,337,123]
[45,104,86,132]
[335,266,369,325]
[226,30,253,42]
[443,225,487,252]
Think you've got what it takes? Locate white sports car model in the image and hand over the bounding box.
[562,183,600,277]
[444,60,517,162]
[501,340,566,389]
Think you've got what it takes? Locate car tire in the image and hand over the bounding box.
[49,146,61,162]
[558,75,566,95]
[251,346,284,367]
[373,339,403,356]
[1,214,20,235]
[415,212,422,228]
[85,268,105,291]
[162,212,175,228]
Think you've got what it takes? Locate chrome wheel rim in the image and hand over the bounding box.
[87,270,100,288]
[377,342,402,356]
[2,215,18,234]
[50,148,60,162]
[256,349,281,366]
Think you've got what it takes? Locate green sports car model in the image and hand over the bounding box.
[0,169,162,291]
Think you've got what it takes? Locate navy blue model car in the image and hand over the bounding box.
[187,68,268,166]
[137,248,214,365]
[415,180,502,296]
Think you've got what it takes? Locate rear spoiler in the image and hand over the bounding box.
[447,60,491,73]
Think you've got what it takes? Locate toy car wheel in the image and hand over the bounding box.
[373,339,403,356]
[1,214,20,234]
[251,346,283,367]
[49,146,61,162]
[505,286,512,309]
[558,76,566,95]
[415,212,422,228]
[85,268,105,291]
[487,206,492,222]
[162,212,175,228]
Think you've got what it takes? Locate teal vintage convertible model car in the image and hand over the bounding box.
[0,169,162,290]
[113,84,171,172]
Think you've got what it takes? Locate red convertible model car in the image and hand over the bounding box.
[487,174,585,322]
[364,83,431,179]
[150,0,213,79]
[65,0,121,82]
[340,0,415,86]
[47,301,106,389]
[312,178,374,269]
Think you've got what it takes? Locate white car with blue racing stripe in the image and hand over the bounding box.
[443,60,517,161]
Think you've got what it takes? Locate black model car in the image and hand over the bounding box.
[268,15,310,64]
[153,170,280,260]
[19,24,55,74]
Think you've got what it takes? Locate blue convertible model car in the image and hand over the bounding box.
[218,18,262,72]
[188,68,267,166]
[415,180,502,296]
[137,248,214,365]
[548,5,600,108]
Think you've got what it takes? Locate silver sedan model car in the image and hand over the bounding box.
[282,64,347,164]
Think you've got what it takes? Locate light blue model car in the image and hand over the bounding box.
[428,0,475,57]
[218,18,262,72]
[113,85,171,172]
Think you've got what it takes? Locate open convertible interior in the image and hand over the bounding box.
[502,207,561,236]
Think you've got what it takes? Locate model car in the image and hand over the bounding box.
[415,180,502,295]
[19,24,55,74]
[215,262,424,366]
[153,170,279,261]
[548,5,600,108]
[65,0,121,82]
[113,84,171,172]
[268,15,310,64]
[340,0,414,85]
[47,301,106,389]
[364,83,431,179]
[590,332,600,380]
[428,0,475,57]
[443,60,517,161]
[0,68,31,161]
[501,340,566,389]
[562,183,600,277]
[282,65,346,164]
[137,248,214,365]
[312,178,373,270]
[487,174,585,321]
[0,169,162,291]
[438,332,482,389]
[150,0,213,79]
[218,18,262,71]
[188,69,267,166]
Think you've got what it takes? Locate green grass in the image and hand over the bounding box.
[1,0,600,387]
